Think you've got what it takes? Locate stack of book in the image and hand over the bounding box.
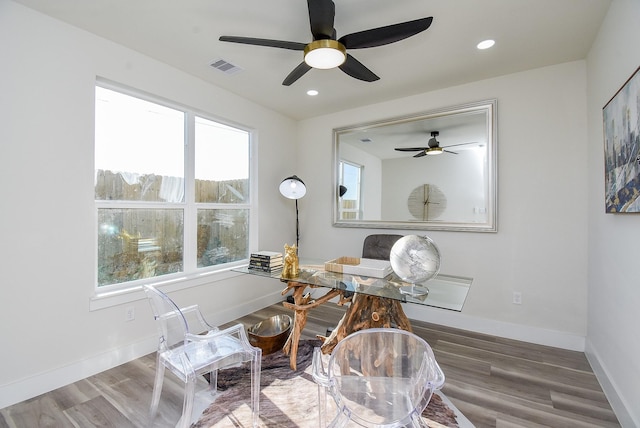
[249,251,283,272]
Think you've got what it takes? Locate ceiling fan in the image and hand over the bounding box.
[394,131,476,157]
[219,0,433,86]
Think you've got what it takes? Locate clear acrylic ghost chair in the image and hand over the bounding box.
[143,285,261,428]
[312,328,444,428]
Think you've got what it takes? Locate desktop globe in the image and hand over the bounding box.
[389,235,441,296]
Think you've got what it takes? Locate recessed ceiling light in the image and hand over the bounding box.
[307,89,319,96]
[477,39,495,50]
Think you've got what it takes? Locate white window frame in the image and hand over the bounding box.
[92,80,257,306]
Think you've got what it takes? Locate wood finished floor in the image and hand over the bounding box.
[0,302,621,428]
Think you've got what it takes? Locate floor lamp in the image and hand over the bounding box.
[279,175,306,254]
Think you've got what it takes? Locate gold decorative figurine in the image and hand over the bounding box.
[281,244,299,279]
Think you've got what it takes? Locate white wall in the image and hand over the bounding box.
[586,0,640,426]
[297,61,589,350]
[0,1,297,408]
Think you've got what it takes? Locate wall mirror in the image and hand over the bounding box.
[333,99,497,232]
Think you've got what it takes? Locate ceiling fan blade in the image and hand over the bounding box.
[282,62,313,86]
[219,36,306,51]
[308,0,335,39]
[442,142,480,148]
[413,152,427,158]
[339,54,379,82]
[395,147,429,152]
[338,17,433,49]
[443,150,459,155]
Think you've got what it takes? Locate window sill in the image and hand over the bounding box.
[89,267,243,311]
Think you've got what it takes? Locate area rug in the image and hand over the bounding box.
[192,340,462,428]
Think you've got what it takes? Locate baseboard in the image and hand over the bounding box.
[401,304,586,351]
[585,339,637,428]
[0,290,285,410]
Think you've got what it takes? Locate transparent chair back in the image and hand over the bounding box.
[143,285,261,428]
[313,328,444,428]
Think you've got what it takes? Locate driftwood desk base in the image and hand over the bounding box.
[280,280,412,370]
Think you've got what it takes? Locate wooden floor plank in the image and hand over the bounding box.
[444,380,619,428]
[439,364,553,407]
[63,395,135,428]
[490,365,610,403]
[47,379,102,411]
[435,341,601,389]
[496,413,553,428]
[0,395,76,428]
[550,390,619,422]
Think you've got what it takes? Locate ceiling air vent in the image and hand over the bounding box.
[209,58,243,75]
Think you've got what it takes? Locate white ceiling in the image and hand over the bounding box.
[13,0,611,120]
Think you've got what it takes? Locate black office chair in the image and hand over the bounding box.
[362,234,403,260]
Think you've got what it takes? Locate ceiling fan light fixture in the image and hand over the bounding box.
[426,147,444,156]
[304,39,346,69]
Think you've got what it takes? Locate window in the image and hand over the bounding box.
[95,84,251,290]
[339,160,362,220]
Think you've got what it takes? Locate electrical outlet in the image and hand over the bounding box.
[125,306,135,321]
[512,292,522,305]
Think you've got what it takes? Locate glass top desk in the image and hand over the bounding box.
[234,262,472,369]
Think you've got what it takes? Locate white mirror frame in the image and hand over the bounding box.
[333,99,497,232]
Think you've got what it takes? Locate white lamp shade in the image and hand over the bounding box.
[279,175,306,199]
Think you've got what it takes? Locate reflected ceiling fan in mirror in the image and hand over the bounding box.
[394,131,476,157]
[219,0,433,86]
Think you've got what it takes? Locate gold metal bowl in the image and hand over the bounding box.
[247,314,292,355]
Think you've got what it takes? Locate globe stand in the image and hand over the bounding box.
[399,284,429,297]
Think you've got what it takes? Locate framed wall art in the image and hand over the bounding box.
[603,65,640,213]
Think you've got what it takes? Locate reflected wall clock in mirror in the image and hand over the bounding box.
[407,184,446,221]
